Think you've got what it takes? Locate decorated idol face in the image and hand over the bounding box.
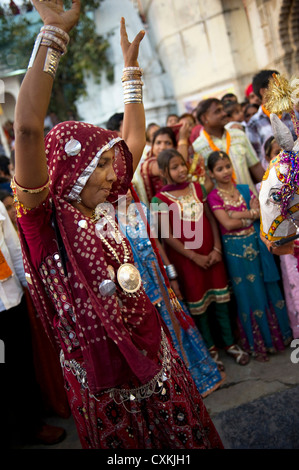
[259,114,299,241]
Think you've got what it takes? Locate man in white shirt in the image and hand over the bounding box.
[192,98,265,195]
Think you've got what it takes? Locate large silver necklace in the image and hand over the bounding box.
[91,206,142,296]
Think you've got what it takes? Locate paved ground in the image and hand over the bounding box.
[205,345,299,449]
[12,343,299,450]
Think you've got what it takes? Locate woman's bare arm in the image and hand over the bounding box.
[14,0,81,208]
[120,18,146,173]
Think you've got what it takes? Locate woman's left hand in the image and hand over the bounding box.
[208,250,221,266]
[250,195,259,210]
[120,17,145,67]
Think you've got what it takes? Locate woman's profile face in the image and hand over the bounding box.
[79,148,117,210]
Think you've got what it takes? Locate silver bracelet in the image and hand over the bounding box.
[40,31,67,55]
[28,34,43,70]
[40,25,70,44]
[123,66,143,72]
[28,26,68,71]
[164,264,178,280]
[123,89,143,104]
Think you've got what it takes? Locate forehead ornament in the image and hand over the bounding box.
[64,137,82,156]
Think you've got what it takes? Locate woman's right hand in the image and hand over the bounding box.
[31,0,81,32]
[120,17,145,68]
[178,120,191,140]
[260,233,294,255]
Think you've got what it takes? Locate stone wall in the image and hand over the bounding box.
[137,0,298,114]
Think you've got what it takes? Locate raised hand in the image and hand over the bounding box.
[120,17,145,67]
[31,0,81,32]
[178,120,191,140]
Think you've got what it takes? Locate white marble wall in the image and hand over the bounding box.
[139,0,259,111]
[76,0,177,128]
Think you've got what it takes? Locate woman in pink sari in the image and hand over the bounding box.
[12,0,223,450]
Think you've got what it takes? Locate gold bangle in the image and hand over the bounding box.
[12,176,50,193]
[177,139,188,146]
[40,25,70,44]
[213,246,222,255]
[40,31,67,55]
[241,218,251,227]
[43,47,62,79]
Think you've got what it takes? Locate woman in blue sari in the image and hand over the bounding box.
[116,188,224,397]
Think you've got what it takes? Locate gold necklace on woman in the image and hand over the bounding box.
[91,206,142,296]
[217,185,236,198]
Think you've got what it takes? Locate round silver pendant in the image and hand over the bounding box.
[99,279,116,296]
[117,263,142,293]
[64,137,82,156]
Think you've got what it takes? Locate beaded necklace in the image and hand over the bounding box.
[91,206,142,296]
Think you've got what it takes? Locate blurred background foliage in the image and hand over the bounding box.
[0,0,113,120]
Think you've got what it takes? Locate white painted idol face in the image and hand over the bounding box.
[259,114,299,241]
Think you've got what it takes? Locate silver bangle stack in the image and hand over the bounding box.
[28,25,70,79]
[122,66,143,104]
[164,264,178,280]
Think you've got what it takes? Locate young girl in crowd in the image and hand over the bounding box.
[264,135,282,165]
[224,101,245,132]
[207,151,292,361]
[152,148,249,370]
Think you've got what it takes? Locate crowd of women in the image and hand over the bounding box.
[131,86,295,367]
[2,0,298,450]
